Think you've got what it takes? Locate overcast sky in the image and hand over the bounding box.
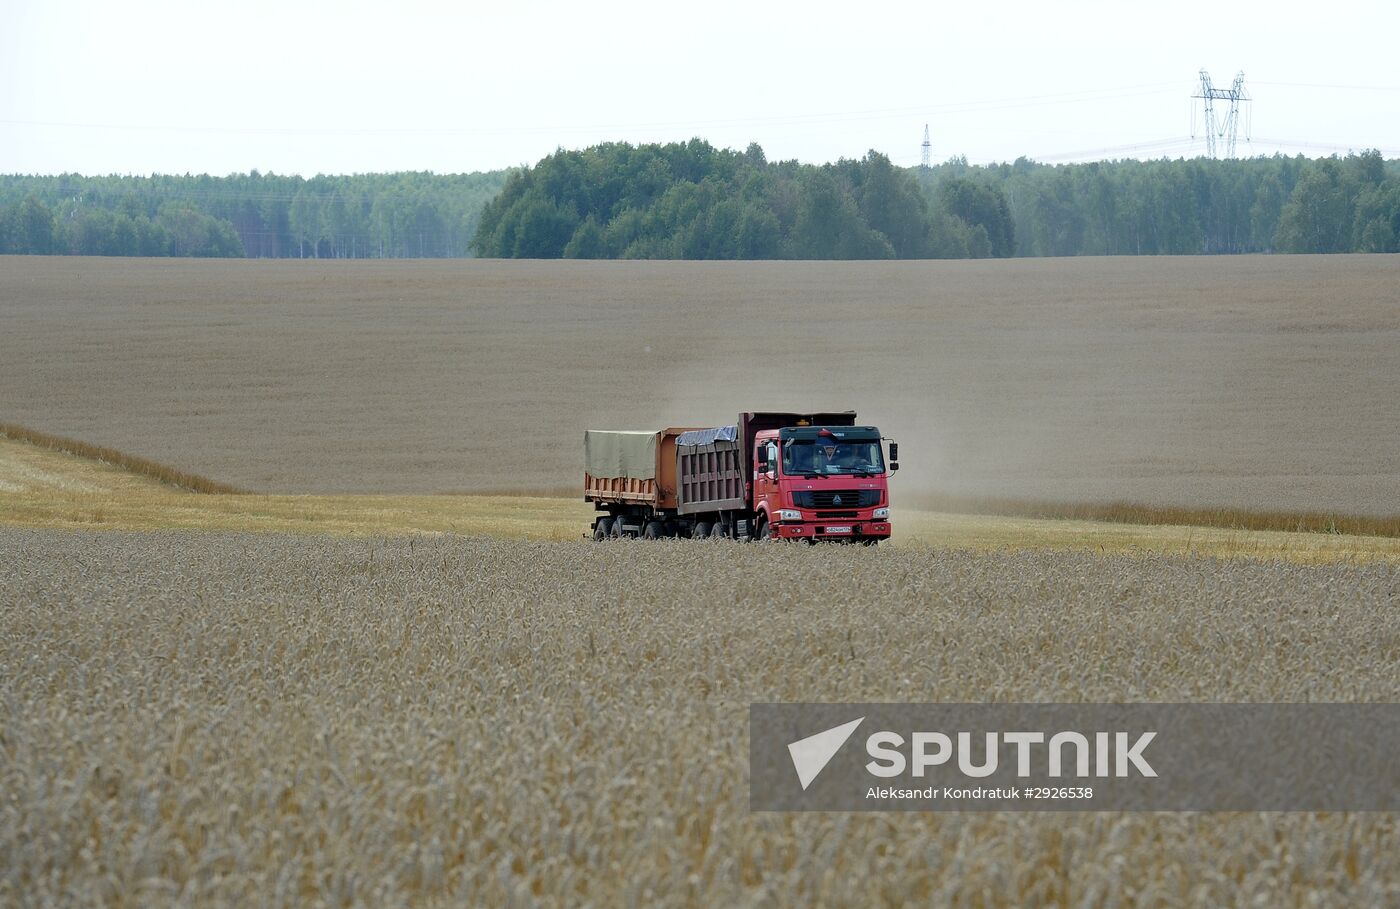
[4,0,1399,176]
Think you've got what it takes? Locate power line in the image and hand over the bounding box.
[1029,136,1202,163]
[1248,136,1400,157]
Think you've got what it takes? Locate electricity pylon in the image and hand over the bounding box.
[1193,70,1250,158]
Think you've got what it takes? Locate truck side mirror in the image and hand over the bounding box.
[888,442,899,462]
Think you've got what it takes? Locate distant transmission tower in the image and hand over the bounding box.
[1192,70,1250,158]
[920,124,932,170]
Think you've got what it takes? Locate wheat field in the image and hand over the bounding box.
[3,254,1399,906]
[3,529,1397,907]
[2,255,1396,515]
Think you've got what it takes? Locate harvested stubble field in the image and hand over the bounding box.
[3,529,1398,907]
[1,255,1397,518]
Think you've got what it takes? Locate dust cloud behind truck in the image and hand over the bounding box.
[584,411,898,543]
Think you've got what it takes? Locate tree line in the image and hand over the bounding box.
[933,149,1400,256]
[475,141,1400,259]
[0,171,506,258]
[471,140,1013,260]
[3,144,1397,259]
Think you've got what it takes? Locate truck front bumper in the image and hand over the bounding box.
[777,521,891,541]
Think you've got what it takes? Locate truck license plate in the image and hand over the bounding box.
[824,526,852,534]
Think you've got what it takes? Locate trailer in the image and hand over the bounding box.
[584,427,702,538]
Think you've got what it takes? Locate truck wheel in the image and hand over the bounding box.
[754,514,774,541]
[609,517,624,538]
[593,518,612,541]
[693,521,711,540]
[643,521,663,540]
[710,522,727,540]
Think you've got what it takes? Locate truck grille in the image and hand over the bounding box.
[816,511,858,519]
[793,490,880,509]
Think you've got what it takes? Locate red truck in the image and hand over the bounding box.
[584,411,898,543]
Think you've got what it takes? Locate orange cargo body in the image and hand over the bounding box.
[584,427,700,510]
[583,473,657,504]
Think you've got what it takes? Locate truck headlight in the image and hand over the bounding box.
[872,507,890,519]
[778,509,802,521]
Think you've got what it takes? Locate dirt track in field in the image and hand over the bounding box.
[2,255,1396,514]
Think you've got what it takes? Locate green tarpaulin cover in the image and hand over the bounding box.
[584,430,658,479]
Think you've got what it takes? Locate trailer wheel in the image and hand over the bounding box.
[642,521,663,540]
[593,518,612,541]
[693,521,711,540]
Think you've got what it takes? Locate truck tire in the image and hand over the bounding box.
[693,521,711,540]
[593,517,612,541]
[710,522,727,540]
[754,514,774,541]
[643,521,663,540]
[609,517,624,539]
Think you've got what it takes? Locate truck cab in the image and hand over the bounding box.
[752,424,894,543]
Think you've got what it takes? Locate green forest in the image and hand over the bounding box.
[0,171,506,258]
[473,141,1400,258]
[960,149,1400,256]
[3,142,1399,258]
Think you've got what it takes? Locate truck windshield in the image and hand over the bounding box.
[782,440,885,476]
